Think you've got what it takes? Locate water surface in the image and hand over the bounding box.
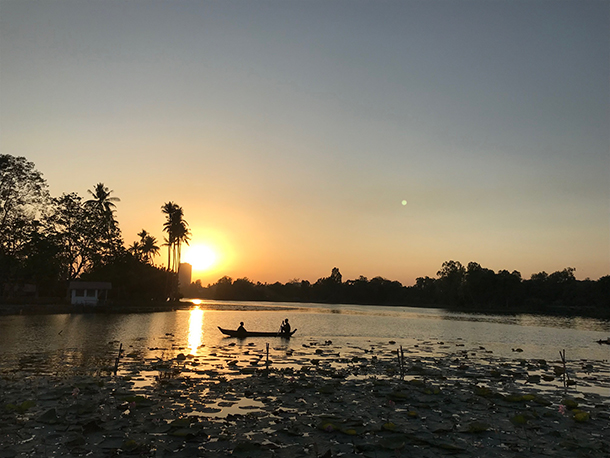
[1,300,608,375]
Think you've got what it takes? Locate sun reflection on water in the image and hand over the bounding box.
[188,306,204,354]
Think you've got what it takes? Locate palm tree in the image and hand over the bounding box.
[85,183,120,219]
[173,219,190,272]
[127,241,142,261]
[84,183,122,262]
[161,202,179,270]
[161,202,190,272]
[137,229,160,264]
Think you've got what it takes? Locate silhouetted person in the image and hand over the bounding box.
[281,318,291,335]
[237,321,246,336]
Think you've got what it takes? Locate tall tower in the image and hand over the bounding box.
[178,263,192,291]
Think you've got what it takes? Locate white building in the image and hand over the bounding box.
[69,281,112,306]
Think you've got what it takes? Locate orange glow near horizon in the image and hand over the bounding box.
[183,244,218,272]
[180,229,236,284]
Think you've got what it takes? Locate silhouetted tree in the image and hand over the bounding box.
[214,275,233,300]
[0,154,49,258]
[50,193,92,280]
[436,260,466,306]
[161,202,190,272]
[129,229,160,264]
[313,267,344,303]
[83,183,123,264]
[85,183,119,217]
[49,192,123,280]
[464,262,497,307]
[81,251,175,302]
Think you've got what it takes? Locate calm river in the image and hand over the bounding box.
[1,300,608,375]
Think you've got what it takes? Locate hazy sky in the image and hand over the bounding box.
[1,0,608,285]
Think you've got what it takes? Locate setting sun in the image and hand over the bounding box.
[183,244,218,272]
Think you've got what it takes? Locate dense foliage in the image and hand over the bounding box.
[0,154,176,302]
[183,263,609,318]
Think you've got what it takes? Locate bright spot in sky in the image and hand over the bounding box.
[183,244,218,271]
[401,200,407,206]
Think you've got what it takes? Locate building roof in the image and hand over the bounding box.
[69,281,112,290]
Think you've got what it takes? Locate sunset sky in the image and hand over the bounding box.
[1,0,608,286]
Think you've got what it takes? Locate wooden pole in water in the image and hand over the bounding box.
[397,345,405,380]
[114,343,123,376]
[559,349,571,388]
[266,343,270,374]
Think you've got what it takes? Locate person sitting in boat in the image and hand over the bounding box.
[280,318,291,335]
[237,322,246,336]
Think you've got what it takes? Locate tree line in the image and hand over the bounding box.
[0,154,190,303]
[183,263,609,318]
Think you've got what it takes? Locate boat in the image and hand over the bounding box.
[218,326,297,338]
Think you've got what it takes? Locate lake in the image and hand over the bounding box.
[1,300,608,377]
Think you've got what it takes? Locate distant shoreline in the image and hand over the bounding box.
[1,298,608,320]
[0,301,191,316]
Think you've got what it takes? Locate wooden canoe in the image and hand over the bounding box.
[218,326,297,338]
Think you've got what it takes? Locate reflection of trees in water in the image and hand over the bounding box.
[437,310,608,332]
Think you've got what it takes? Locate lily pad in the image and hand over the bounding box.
[382,422,397,431]
[510,414,528,425]
[562,398,579,410]
[573,410,590,422]
[466,421,490,433]
[38,408,59,424]
[379,435,408,450]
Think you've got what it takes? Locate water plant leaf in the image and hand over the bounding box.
[388,391,408,401]
[170,428,197,438]
[17,400,36,413]
[510,414,528,426]
[437,441,466,452]
[382,422,397,431]
[466,421,490,433]
[573,411,590,422]
[170,418,192,428]
[38,408,59,424]
[379,435,408,450]
[561,398,578,410]
[317,421,337,433]
[473,386,493,397]
[121,439,140,452]
[533,395,551,406]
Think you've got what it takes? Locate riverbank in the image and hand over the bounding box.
[1,337,608,457]
[0,300,191,316]
[2,298,609,321]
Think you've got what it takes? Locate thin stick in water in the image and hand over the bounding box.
[114,343,123,376]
